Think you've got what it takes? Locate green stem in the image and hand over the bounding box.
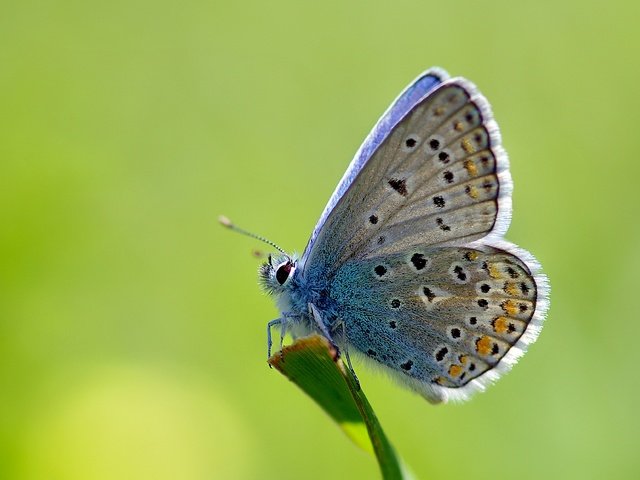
[269,335,407,479]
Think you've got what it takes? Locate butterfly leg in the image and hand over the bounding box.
[308,303,340,356]
[335,320,360,390]
[266,318,284,364]
[309,304,358,387]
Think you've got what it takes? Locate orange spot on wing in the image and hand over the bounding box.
[488,264,502,279]
[454,120,464,132]
[466,185,479,199]
[475,335,493,356]
[501,300,518,316]
[449,364,463,377]
[461,137,475,154]
[459,355,469,365]
[434,106,445,116]
[493,316,509,334]
[465,251,478,261]
[504,282,520,296]
[464,159,478,177]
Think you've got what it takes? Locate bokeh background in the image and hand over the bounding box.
[2,1,639,479]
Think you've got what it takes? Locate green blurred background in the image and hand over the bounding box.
[1,0,638,478]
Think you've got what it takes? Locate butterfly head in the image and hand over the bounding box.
[259,253,297,294]
[218,216,297,294]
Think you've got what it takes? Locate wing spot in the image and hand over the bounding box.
[422,287,435,302]
[403,135,419,150]
[389,320,397,329]
[504,282,520,296]
[464,251,479,261]
[450,327,461,339]
[368,214,378,224]
[506,266,519,278]
[453,120,464,132]
[461,137,475,154]
[449,364,463,377]
[390,299,401,309]
[374,265,387,277]
[429,138,440,150]
[438,151,450,164]
[469,363,476,371]
[452,265,467,282]
[400,360,414,371]
[478,299,489,309]
[491,343,500,355]
[464,159,478,177]
[480,283,491,293]
[367,349,377,357]
[377,235,386,245]
[501,300,518,315]
[435,347,448,362]
[475,336,492,355]
[436,217,451,231]
[468,316,478,325]
[433,196,445,208]
[465,184,479,199]
[520,282,530,295]
[388,178,408,196]
[411,253,428,270]
[443,170,454,183]
[492,316,509,334]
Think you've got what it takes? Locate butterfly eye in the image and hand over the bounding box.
[275,261,293,285]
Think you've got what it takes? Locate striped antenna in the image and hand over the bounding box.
[218,215,287,255]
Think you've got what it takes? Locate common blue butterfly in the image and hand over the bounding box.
[224,67,549,403]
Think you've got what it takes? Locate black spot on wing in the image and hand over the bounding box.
[400,360,414,371]
[388,178,408,196]
[411,253,427,270]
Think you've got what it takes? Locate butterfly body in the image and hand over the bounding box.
[257,68,549,404]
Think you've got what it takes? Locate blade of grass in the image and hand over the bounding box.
[269,335,407,480]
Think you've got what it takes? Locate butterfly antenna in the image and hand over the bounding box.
[218,215,287,255]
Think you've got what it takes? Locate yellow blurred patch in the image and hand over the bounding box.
[464,159,478,177]
[461,137,475,154]
[504,282,520,296]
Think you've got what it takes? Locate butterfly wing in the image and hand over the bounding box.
[302,78,512,281]
[303,67,449,260]
[301,75,548,402]
[331,244,548,403]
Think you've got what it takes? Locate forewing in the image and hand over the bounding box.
[303,68,449,261]
[331,244,548,403]
[303,78,511,283]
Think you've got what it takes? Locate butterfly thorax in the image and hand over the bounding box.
[259,253,339,334]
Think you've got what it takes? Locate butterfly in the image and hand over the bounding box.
[225,67,549,403]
